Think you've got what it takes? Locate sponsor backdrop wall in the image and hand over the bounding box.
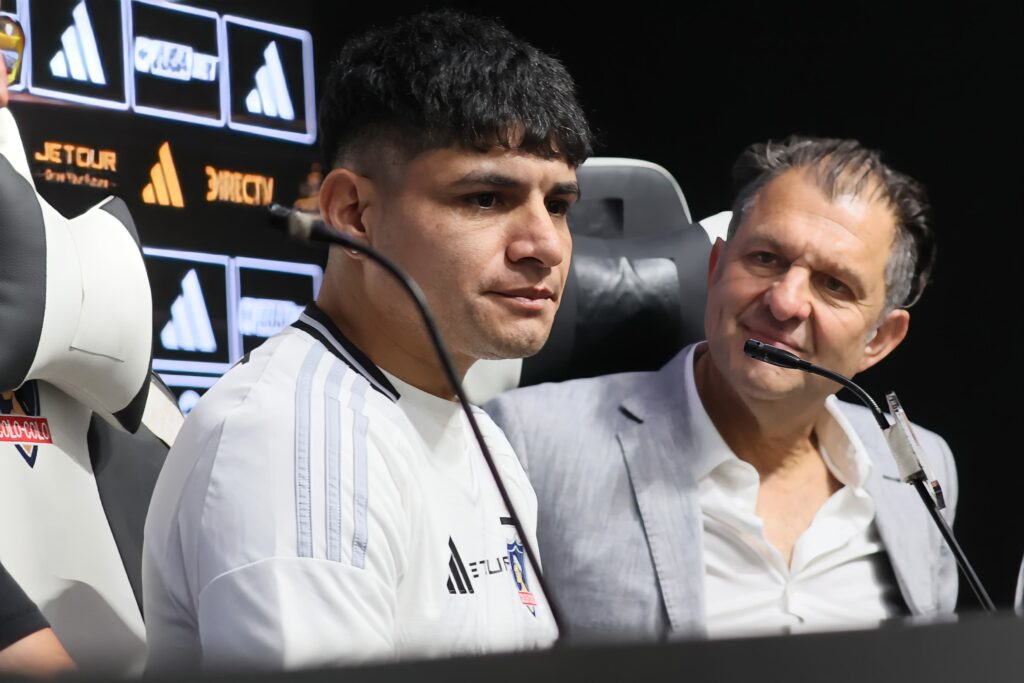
[7,0,325,416]
[8,1,1021,610]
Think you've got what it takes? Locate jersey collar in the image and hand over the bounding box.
[292,304,400,402]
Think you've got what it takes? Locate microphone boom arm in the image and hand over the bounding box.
[743,338,996,612]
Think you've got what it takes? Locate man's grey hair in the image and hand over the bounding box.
[726,136,935,313]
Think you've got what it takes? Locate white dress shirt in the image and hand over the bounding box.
[681,345,904,638]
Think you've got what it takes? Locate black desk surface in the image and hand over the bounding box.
[6,612,1022,683]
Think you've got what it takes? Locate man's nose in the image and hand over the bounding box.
[505,200,566,268]
[764,267,812,321]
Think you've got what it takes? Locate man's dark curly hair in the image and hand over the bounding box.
[318,10,593,173]
[727,136,936,312]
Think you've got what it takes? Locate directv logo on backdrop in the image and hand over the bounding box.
[49,1,105,84]
[161,270,217,353]
[244,42,294,120]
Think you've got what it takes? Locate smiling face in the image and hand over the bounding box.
[328,144,578,368]
[704,168,909,403]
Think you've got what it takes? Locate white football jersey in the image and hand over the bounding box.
[143,305,555,671]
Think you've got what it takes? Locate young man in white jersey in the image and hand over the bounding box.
[143,10,592,671]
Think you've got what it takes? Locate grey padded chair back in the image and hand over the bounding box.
[569,157,692,238]
[517,158,709,387]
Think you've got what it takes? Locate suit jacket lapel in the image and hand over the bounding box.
[617,351,705,634]
[863,436,936,616]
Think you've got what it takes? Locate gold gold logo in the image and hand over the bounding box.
[142,142,185,208]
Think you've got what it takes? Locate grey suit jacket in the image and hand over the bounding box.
[485,347,959,642]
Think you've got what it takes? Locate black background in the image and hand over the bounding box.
[11,1,1023,608]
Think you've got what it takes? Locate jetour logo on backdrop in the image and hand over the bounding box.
[32,140,117,189]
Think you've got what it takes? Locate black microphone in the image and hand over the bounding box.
[268,203,568,639]
[743,338,996,612]
[744,339,888,431]
[743,338,811,370]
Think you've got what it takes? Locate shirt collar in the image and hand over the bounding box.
[292,303,400,402]
[819,395,873,488]
[682,343,873,488]
[682,343,737,481]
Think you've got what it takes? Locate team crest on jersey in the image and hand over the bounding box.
[507,539,538,616]
[0,382,50,468]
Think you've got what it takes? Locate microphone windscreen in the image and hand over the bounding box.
[287,211,317,241]
[267,203,318,242]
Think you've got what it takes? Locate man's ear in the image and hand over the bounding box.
[858,308,910,373]
[707,238,725,286]
[318,168,376,252]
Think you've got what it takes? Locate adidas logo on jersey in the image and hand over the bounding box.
[160,269,217,353]
[446,537,474,595]
[244,41,294,120]
[49,1,106,85]
[142,142,185,208]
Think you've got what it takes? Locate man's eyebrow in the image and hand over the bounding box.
[750,234,864,287]
[450,172,580,198]
[452,172,521,188]
[553,181,581,198]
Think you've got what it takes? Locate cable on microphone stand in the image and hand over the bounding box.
[744,339,995,612]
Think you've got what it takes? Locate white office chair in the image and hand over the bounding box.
[0,106,181,675]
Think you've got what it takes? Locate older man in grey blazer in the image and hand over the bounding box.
[486,136,957,642]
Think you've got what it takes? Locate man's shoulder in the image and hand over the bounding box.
[486,368,657,421]
[147,328,419,588]
[181,327,404,444]
[482,367,669,480]
[833,399,950,445]
[832,398,956,476]
[155,328,413,520]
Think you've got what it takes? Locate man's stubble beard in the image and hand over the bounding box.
[447,302,553,361]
